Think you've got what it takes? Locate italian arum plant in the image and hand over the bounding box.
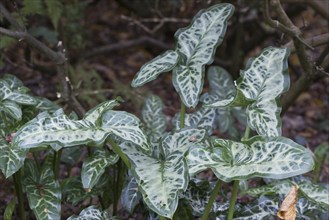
[1,3,328,220]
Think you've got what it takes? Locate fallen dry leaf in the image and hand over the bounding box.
[277,185,299,220]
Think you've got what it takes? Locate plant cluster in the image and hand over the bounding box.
[1,3,328,220]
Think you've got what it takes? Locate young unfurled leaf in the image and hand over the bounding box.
[120,128,206,218]
[24,160,61,220]
[141,95,167,141]
[81,148,119,190]
[67,206,112,220]
[277,185,299,220]
[4,198,16,220]
[131,51,179,87]
[187,136,314,182]
[120,177,142,213]
[13,100,148,151]
[0,136,27,178]
[132,4,234,108]
[208,47,290,137]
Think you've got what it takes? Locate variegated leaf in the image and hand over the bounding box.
[141,95,167,141]
[0,79,37,105]
[173,4,234,107]
[0,100,22,120]
[131,50,178,87]
[34,97,60,113]
[241,180,294,197]
[1,74,24,89]
[181,179,229,216]
[24,161,61,220]
[101,110,149,150]
[120,141,189,218]
[207,48,289,137]
[84,99,121,125]
[247,99,281,137]
[173,107,216,134]
[13,102,148,151]
[162,128,206,156]
[13,109,110,149]
[234,196,278,220]
[67,206,111,220]
[121,177,142,213]
[81,148,119,189]
[187,136,314,182]
[0,136,27,178]
[299,182,329,209]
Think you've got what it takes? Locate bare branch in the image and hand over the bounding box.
[83,36,171,59]
[284,33,329,52]
[281,0,329,20]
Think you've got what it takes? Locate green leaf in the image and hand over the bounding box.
[24,160,61,220]
[208,47,290,137]
[44,0,63,29]
[234,196,278,220]
[142,95,167,141]
[0,136,27,178]
[67,206,111,220]
[0,76,37,106]
[84,99,121,125]
[299,182,329,209]
[131,50,178,87]
[0,100,22,120]
[241,180,294,197]
[81,148,119,190]
[120,177,142,213]
[173,108,216,134]
[187,136,314,182]
[101,110,149,150]
[22,0,44,15]
[120,128,206,218]
[35,97,60,113]
[13,100,148,151]
[173,4,234,107]
[13,109,109,149]
[121,142,188,218]
[4,198,16,220]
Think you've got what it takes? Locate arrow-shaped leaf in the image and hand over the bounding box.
[131,50,179,87]
[120,177,142,213]
[81,148,119,189]
[0,100,22,120]
[173,4,234,108]
[120,128,206,218]
[24,160,61,220]
[67,206,111,220]
[13,100,148,151]
[187,136,314,182]
[0,136,27,178]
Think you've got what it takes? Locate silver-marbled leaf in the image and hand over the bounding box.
[187,136,314,182]
[131,50,178,87]
[173,4,234,108]
[120,177,142,213]
[24,161,61,220]
[67,206,112,220]
[81,148,119,190]
[0,136,27,178]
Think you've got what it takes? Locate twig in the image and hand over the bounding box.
[83,36,171,59]
[281,0,329,20]
[284,33,329,52]
[121,15,189,34]
[0,3,85,117]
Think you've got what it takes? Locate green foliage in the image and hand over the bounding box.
[0,2,321,220]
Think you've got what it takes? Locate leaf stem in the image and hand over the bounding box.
[201,179,222,220]
[242,126,250,140]
[13,169,25,220]
[179,102,186,129]
[108,138,131,169]
[227,180,239,220]
[53,149,62,179]
[159,216,168,220]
